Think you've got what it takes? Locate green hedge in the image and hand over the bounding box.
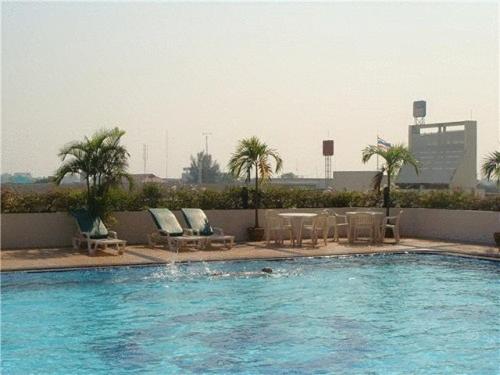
[1,184,499,213]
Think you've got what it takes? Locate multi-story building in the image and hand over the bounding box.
[397,121,477,190]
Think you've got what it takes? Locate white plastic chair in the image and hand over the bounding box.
[333,212,349,242]
[349,213,375,244]
[381,210,403,243]
[303,212,329,247]
[265,210,293,246]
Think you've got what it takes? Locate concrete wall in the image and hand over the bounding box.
[1,208,498,249]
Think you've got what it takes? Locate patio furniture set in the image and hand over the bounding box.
[265,209,403,247]
[71,207,402,256]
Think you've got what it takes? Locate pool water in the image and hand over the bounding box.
[1,254,499,374]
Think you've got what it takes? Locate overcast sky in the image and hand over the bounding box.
[2,1,498,178]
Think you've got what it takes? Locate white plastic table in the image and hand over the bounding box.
[278,213,318,246]
[345,211,385,243]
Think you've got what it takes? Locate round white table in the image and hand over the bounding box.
[278,213,317,246]
[345,211,384,243]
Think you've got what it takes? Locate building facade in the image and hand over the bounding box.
[397,121,477,190]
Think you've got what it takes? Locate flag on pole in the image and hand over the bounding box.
[377,136,392,149]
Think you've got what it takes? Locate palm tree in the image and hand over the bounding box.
[55,127,131,217]
[362,144,419,216]
[481,150,500,187]
[228,137,283,228]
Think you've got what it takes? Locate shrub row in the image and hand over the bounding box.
[1,184,499,213]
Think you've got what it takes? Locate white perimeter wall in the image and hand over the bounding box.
[1,208,498,249]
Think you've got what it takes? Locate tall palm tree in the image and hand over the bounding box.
[362,144,419,216]
[481,150,500,187]
[55,127,131,216]
[228,137,283,228]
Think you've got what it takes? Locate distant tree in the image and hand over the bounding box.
[228,136,282,228]
[54,127,132,217]
[362,144,419,216]
[185,152,222,184]
[481,150,500,187]
[280,172,298,179]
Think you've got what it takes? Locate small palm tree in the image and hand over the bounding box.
[481,150,500,187]
[362,144,419,216]
[55,127,131,217]
[228,137,283,228]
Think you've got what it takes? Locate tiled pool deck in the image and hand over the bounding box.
[1,238,498,272]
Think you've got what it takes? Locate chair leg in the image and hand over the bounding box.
[394,228,400,244]
[88,241,96,256]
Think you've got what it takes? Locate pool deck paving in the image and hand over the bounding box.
[1,238,498,272]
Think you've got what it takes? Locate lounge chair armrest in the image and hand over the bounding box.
[158,229,170,236]
[183,228,194,235]
[108,231,118,239]
[213,227,224,235]
[81,232,92,239]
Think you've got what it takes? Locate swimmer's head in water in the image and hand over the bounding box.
[261,267,273,274]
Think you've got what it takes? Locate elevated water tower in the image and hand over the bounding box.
[413,100,426,125]
[323,140,334,186]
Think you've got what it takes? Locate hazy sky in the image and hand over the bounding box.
[2,1,499,178]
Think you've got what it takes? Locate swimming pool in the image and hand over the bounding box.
[2,254,499,374]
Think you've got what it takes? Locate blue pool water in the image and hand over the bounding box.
[1,254,499,374]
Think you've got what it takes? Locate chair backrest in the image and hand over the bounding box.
[334,212,347,224]
[70,209,108,239]
[265,210,282,229]
[313,212,329,231]
[148,208,184,237]
[350,213,374,226]
[181,208,214,236]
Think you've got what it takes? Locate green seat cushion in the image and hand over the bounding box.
[181,208,214,236]
[148,208,184,237]
[71,209,109,239]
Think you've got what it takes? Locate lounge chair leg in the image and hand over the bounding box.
[88,242,96,256]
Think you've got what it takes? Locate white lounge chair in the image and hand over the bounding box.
[147,208,206,252]
[71,209,126,256]
[181,208,234,249]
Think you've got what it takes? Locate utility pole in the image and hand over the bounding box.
[202,132,212,155]
[142,144,148,174]
[165,130,168,179]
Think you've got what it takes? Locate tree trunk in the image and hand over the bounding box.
[254,165,259,228]
[385,172,391,217]
[86,178,91,210]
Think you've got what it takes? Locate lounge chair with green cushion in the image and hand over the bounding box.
[147,208,206,252]
[181,208,234,249]
[71,209,126,256]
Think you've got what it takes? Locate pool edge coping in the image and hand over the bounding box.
[2,248,498,274]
